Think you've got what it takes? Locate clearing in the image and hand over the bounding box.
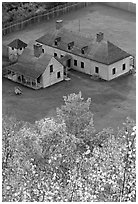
[2,3,136,132]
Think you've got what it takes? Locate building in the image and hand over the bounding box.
[4,43,65,89]
[36,27,134,81]
[7,39,27,62]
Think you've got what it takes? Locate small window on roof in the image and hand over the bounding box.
[54,53,57,57]
[68,45,71,50]
[81,49,85,54]
[55,41,58,46]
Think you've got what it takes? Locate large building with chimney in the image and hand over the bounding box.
[36,22,134,81]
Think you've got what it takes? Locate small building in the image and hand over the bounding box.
[36,27,134,81]
[7,39,27,62]
[4,43,65,89]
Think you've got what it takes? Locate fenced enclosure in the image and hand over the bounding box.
[2,2,90,36]
[2,2,136,36]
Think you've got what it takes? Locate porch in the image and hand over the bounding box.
[4,70,43,90]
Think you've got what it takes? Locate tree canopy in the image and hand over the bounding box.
[2,92,136,202]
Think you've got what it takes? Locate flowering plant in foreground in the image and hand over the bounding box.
[2,93,136,202]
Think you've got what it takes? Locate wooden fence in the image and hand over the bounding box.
[2,2,90,36]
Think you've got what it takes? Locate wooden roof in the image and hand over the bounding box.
[36,28,131,65]
[8,39,27,49]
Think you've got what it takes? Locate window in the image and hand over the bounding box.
[122,63,126,70]
[68,45,71,50]
[95,67,99,74]
[42,49,44,53]
[57,71,61,78]
[12,47,14,50]
[54,53,57,57]
[50,65,53,73]
[74,60,77,66]
[61,55,64,58]
[20,48,22,50]
[112,68,116,75]
[81,49,85,54]
[81,62,84,68]
[55,41,58,46]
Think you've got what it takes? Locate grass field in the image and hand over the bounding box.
[2,3,136,132]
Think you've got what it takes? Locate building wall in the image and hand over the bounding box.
[42,57,64,88]
[8,47,25,57]
[41,44,109,80]
[108,56,132,80]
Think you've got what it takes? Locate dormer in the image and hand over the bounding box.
[81,46,88,54]
[54,37,61,46]
[68,41,74,50]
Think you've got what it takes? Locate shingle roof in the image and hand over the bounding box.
[6,63,43,79]
[36,28,131,65]
[8,39,27,49]
[55,54,72,66]
[6,47,53,79]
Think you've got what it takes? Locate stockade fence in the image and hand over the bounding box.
[2,2,91,36]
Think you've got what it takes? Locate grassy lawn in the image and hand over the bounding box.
[2,70,136,132]
[2,3,136,132]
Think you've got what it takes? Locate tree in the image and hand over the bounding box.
[2,93,136,202]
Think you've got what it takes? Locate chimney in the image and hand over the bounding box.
[34,43,43,58]
[96,32,104,42]
[56,20,63,30]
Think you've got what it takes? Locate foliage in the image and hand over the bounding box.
[2,93,136,202]
[2,2,67,27]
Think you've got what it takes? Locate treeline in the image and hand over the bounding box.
[2,2,67,28]
[2,92,136,202]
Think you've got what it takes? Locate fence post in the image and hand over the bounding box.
[3,2,105,36]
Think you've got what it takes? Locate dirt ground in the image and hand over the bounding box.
[2,3,136,132]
